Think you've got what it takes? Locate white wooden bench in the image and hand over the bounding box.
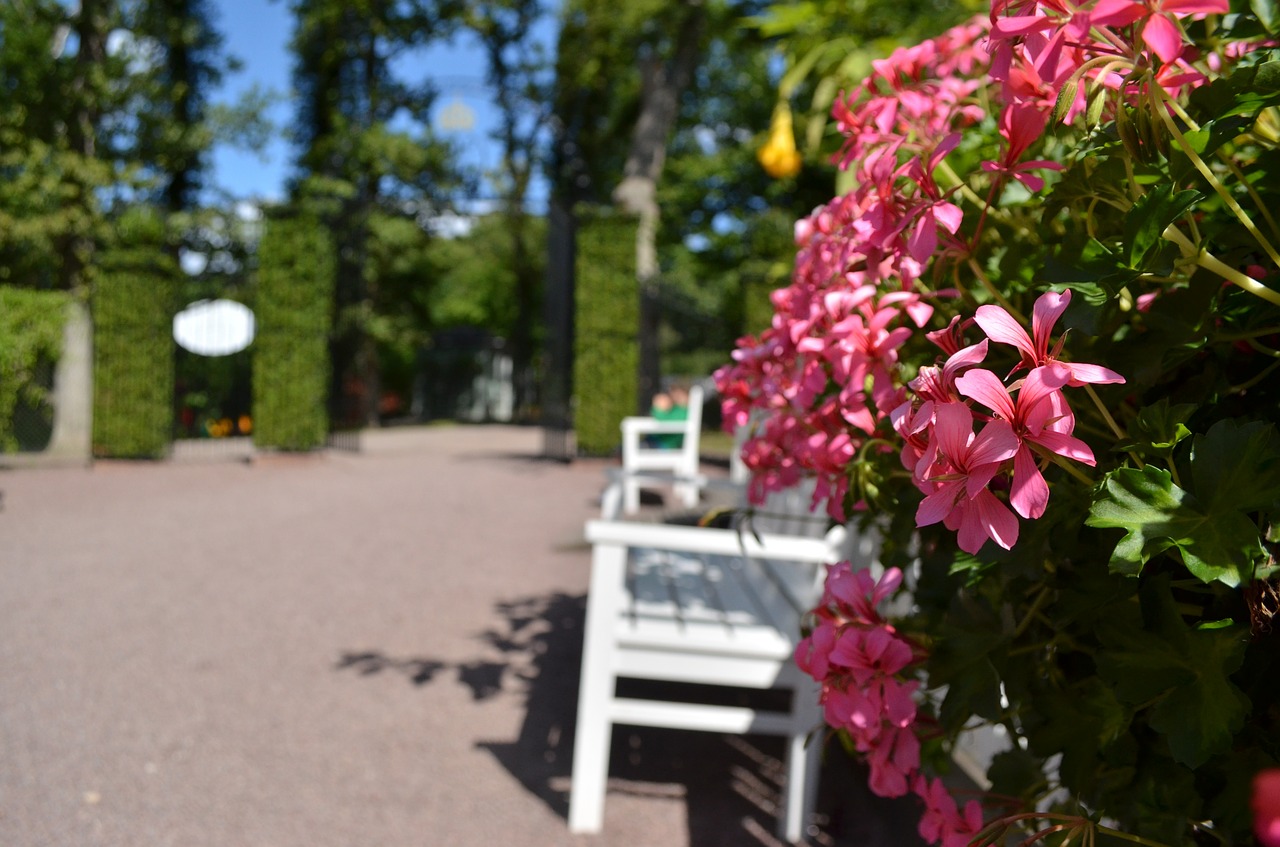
[568,488,863,843]
[619,384,705,514]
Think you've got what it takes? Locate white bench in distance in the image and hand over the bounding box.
[567,501,855,843]
[619,384,705,514]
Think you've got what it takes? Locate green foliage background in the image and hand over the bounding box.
[574,210,638,455]
[253,214,336,451]
[0,287,70,452]
[92,210,179,459]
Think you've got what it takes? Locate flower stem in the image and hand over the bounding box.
[1151,83,1280,270]
[1084,383,1126,442]
[1163,225,1280,306]
[1093,823,1176,847]
[966,256,1024,319]
[1013,585,1053,639]
[1230,357,1280,394]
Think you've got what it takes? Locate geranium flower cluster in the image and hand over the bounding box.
[716,18,997,522]
[795,562,985,846]
[894,289,1123,553]
[725,0,1277,842]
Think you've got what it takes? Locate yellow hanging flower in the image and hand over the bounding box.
[757,101,803,179]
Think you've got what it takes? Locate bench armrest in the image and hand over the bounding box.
[586,518,846,564]
[621,417,689,436]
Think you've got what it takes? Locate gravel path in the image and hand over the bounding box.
[0,425,919,847]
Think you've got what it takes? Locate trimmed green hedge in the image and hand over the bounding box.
[253,214,335,451]
[0,287,70,452]
[573,210,638,456]
[93,210,179,459]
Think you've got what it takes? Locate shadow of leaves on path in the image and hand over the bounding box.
[336,593,926,846]
[469,591,927,847]
[334,652,448,686]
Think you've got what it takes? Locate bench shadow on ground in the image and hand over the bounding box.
[335,591,922,846]
[468,592,925,846]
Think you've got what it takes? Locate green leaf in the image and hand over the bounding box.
[1147,627,1250,768]
[1253,0,1279,32]
[1189,57,1280,122]
[1096,580,1250,769]
[1117,398,1196,453]
[1124,186,1201,268]
[1189,419,1280,513]
[986,747,1047,799]
[1086,466,1265,585]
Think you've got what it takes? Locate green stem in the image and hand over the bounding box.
[967,256,1024,319]
[1217,325,1280,341]
[1013,585,1053,639]
[1094,823,1176,847]
[1040,447,1099,486]
[1164,225,1280,306]
[1084,383,1129,442]
[936,158,994,212]
[1201,251,1280,307]
[1220,151,1280,245]
[1230,357,1280,393]
[1151,84,1280,270]
[1246,338,1280,359]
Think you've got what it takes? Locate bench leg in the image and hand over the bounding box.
[568,687,612,833]
[569,541,626,833]
[779,686,824,844]
[779,727,822,844]
[622,475,641,515]
[673,478,699,509]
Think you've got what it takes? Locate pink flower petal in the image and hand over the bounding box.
[1031,290,1071,355]
[955,368,1016,420]
[1064,362,1126,385]
[974,305,1036,361]
[1033,429,1097,465]
[967,418,1020,467]
[917,480,962,527]
[975,489,1020,550]
[1090,0,1147,25]
[1161,0,1228,15]
[1010,445,1051,519]
[1142,13,1186,63]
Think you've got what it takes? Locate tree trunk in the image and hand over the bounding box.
[61,0,109,295]
[612,0,707,414]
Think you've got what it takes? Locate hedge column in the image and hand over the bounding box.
[573,211,638,456]
[93,211,179,459]
[253,214,336,451]
[0,287,71,453]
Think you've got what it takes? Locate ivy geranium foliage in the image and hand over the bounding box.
[717,1,1280,844]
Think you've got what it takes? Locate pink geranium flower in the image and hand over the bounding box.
[1089,0,1229,63]
[1254,769,1280,847]
[915,402,1021,553]
[955,363,1097,518]
[914,774,985,847]
[981,102,1063,191]
[866,724,922,798]
[830,626,916,684]
[825,564,904,624]
[974,289,1126,385]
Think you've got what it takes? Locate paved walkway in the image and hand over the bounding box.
[0,425,920,847]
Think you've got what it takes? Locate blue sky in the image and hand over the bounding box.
[208,0,540,205]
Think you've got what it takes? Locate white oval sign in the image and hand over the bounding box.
[173,299,255,357]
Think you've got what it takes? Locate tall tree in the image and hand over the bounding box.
[466,0,551,418]
[132,0,228,213]
[288,0,462,426]
[0,0,235,292]
[0,0,125,293]
[553,0,716,411]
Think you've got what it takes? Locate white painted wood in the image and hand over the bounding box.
[569,507,854,843]
[620,384,705,513]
